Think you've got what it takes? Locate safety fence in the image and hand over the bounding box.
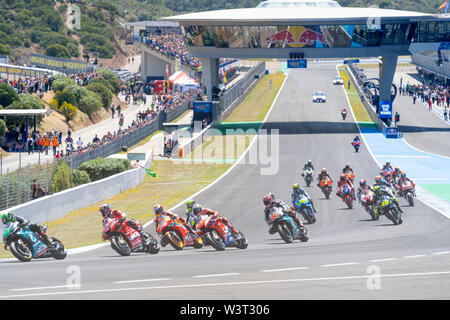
[214,61,266,121]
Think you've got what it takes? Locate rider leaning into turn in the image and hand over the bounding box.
[263,193,306,235]
[153,204,195,235]
[336,174,356,200]
[356,179,373,201]
[99,204,150,244]
[372,184,404,217]
[1,212,55,250]
[185,199,197,228]
[291,184,318,213]
[191,204,240,235]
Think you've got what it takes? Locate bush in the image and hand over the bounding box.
[89,77,115,94]
[78,90,102,117]
[57,101,78,123]
[54,88,78,107]
[72,169,91,186]
[51,75,77,92]
[0,83,19,108]
[0,44,9,55]
[99,69,121,94]
[0,119,5,137]
[45,44,71,59]
[78,158,131,182]
[86,82,112,109]
[51,160,74,193]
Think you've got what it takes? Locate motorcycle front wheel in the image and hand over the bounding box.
[406,192,415,206]
[10,238,33,262]
[165,231,184,250]
[277,221,293,243]
[111,235,131,256]
[205,230,226,251]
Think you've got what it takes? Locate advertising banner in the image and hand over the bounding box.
[287,59,307,68]
[193,101,213,113]
[379,100,392,119]
[29,54,91,73]
[385,127,399,139]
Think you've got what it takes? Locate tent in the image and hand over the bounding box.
[168,71,200,93]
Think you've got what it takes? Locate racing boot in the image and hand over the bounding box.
[268,224,277,235]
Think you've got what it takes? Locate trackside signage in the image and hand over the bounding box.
[379,100,392,119]
[193,101,213,113]
[287,59,307,68]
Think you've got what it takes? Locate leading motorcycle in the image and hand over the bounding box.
[196,216,247,251]
[103,218,160,256]
[376,195,403,225]
[3,222,66,262]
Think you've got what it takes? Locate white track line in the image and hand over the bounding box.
[192,273,240,278]
[2,270,450,299]
[321,262,360,267]
[261,267,309,273]
[369,258,398,262]
[403,255,427,259]
[10,285,71,292]
[432,251,450,255]
[113,278,170,284]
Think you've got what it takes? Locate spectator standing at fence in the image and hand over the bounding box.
[43,134,50,155]
[27,135,34,155]
[51,135,59,156]
[117,105,121,116]
[412,93,417,104]
[444,106,448,121]
[58,131,62,145]
[31,179,45,200]
[37,135,44,153]
[77,137,83,151]
[111,105,115,119]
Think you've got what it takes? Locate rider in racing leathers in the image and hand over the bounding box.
[356,179,373,202]
[100,204,151,244]
[317,168,333,187]
[1,212,55,250]
[374,175,393,189]
[263,193,306,235]
[191,204,240,235]
[342,163,354,176]
[301,160,315,174]
[336,174,356,200]
[372,184,404,217]
[395,173,415,196]
[185,199,197,228]
[381,161,393,176]
[291,184,318,213]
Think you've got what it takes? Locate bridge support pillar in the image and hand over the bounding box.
[200,58,219,101]
[379,55,398,119]
[141,49,174,82]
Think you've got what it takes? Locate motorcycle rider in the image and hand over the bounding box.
[342,163,354,175]
[356,179,373,202]
[341,107,348,119]
[374,175,392,189]
[153,204,196,236]
[263,193,306,235]
[381,161,393,176]
[301,160,315,174]
[1,212,55,250]
[372,184,404,217]
[351,136,361,151]
[392,167,403,184]
[395,172,415,196]
[185,199,197,228]
[291,183,318,213]
[99,204,151,245]
[191,204,240,235]
[317,168,333,187]
[336,174,356,200]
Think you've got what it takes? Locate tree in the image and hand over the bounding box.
[54,88,78,108]
[57,102,78,123]
[0,83,19,108]
[0,119,6,137]
[4,94,45,126]
[45,44,71,59]
[0,44,9,55]
[51,75,77,92]
[86,82,112,109]
[78,90,102,117]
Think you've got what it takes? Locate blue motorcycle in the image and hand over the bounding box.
[268,207,308,243]
[293,195,316,224]
[3,222,67,262]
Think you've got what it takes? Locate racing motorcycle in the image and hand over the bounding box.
[341,110,347,120]
[267,207,308,243]
[358,189,377,220]
[381,167,394,179]
[319,177,333,199]
[156,216,203,250]
[119,116,124,127]
[376,195,403,225]
[351,141,361,152]
[398,180,416,206]
[343,170,355,183]
[293,195,316,224]
[102,218,160,256]
[339,184,354,209]
[196,216,247,251]
[3,222,66,262]
[301,168,315,187]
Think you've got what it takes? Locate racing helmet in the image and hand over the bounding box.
[99,204,111,218]
[293,183,300,191]
[321,168,327,174]
[307,160,312,165]
[186,199,196,209]
[359,179,367,187]
[375,176,383,184]
[345,163,350,169]
[263,194,273,206]
[401,172,407,178]
[340,174,345,181]
[153,204,164,216]
[192,204,203,216]
[394,167,400,172]
[1,212,14,224]
[385,161,391,166]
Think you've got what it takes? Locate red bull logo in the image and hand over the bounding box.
[265,27,328,47]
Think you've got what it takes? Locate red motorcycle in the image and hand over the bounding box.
[398,180,416,206]
[196,216,248,251]
[102,218,160,256]
[338,183,354,209]
[156,216,203,250]
[359,189,377,220]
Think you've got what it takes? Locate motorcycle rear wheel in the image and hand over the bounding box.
[406,193,415,206]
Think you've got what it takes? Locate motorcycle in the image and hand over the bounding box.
[301,168,314,187]
[341,111,347,120]
[319,177,333,199]
[196,216,247,251]
[267,207,308,243]
[119,117,124,127]
[381,167,394,179]
[156,216,203,250]
[377,195,403,225]
[3,222,66,262]
[293,195,316,224]
[103,218,160,256]
[343,170,355,182]
[359,189,377,220]
[351,141,361,152]
[398,180,416,206]
[339,184,354,209]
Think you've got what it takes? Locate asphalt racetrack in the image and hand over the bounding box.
[1,64,449,300]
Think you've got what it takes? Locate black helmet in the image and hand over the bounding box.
[192,204,203,216]
[153,204,164,216]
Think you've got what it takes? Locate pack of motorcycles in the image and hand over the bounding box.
[3,165,414,262]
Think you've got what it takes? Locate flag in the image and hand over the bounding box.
[439,0,449,12]
[165,63,169,77]
[145,168,157,178]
